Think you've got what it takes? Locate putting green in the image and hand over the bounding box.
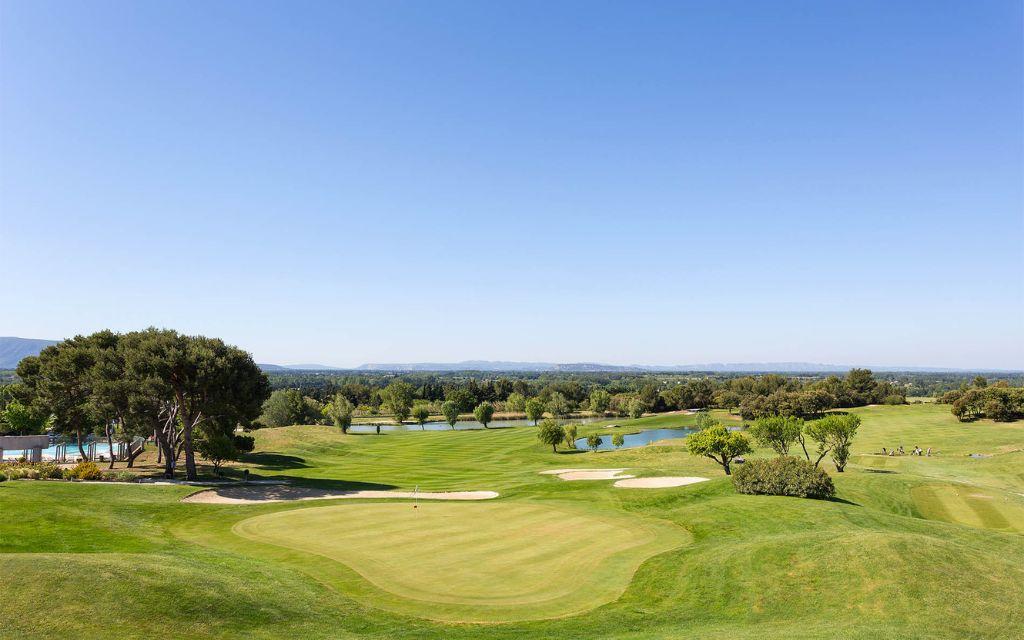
[232,501,690,622]
[911,483,1024,533]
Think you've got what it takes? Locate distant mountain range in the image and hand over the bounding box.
[258,363,340,371]
[351,360,1015,373]
[2,337,1016,373]
[0,337,59,369]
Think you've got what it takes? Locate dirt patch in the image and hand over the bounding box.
[539,468,634,481]
[613,476,708,489]
[182,485,499,504]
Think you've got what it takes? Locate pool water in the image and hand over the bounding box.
[0,443,112,460]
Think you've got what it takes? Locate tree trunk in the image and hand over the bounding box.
[154,427,175,478]
[722,458,731,475]
[183,424,197,481]
[105,425,115,469]
[552,444,557,453]
[125,444,143,468]
[155,429,162,464]
[76,427,87,460]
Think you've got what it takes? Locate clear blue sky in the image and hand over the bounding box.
[2,1,1021,369]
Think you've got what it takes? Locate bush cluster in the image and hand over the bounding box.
[69,461,103,481]
[732,456,835,499]
[0,461,63,481]
[0,460,138,482]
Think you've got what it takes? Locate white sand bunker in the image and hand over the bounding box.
[613,476,708,489]
[182,485,499,504]
[539,468,635,481]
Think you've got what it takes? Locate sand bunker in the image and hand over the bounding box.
[539,468,635,481]
[613,476,708,489]
[182,485,499,504]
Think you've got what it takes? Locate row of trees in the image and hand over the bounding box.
[7,329,269,479]
[257,368,906,423]
[255,384,626,429]
[939,384,1024,422]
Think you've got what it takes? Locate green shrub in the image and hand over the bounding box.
[0,461,65,480]
[732,456,835,499]
[70,461,103,481]
[102,471,136,482]
[233,434,255,453]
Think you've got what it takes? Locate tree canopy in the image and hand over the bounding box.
[473,401,495,428]
[536,419,565,453]
[687,424,752,475]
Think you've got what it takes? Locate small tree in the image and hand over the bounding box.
[589,389,611,415]
[612,433,625,448]
[441,400,460,429]
[381,381,414,425]
[563,424,579,448]
[547,392,570,419]
[537,419,565,453]
[196,432,238,475]
[627,398,645,419]
[686,425,752,475]
[695,412,719,430]
[323,393,354,433]
[749,416,804,456]
[473,401,495,428]
[0,400,46,435]
[805,414,860,472]
[586,434,603,451]
[525,398,545,425]
[233,434,255,453]
[411,403,431,430]
[505,392,526,413]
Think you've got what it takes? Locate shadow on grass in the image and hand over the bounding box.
[270,476,397,492]
[241,452,309,470]
[829,496,860,506]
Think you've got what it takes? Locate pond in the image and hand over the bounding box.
[574,427,697,451]
[348,416,608,433]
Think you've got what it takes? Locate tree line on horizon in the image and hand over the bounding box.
[251,368,909,428]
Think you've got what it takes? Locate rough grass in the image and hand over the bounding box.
[0,404,1021,638]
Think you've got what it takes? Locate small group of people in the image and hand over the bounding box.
[880,445,932,457]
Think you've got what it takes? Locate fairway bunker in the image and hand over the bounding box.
[613,476,709,488]
[539,468,634,481]
[182,486,498,504]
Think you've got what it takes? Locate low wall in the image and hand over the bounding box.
[0,435,50,450]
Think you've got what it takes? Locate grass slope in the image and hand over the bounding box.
[1,404,1022,639]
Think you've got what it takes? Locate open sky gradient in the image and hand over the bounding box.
[2,1,1021,368]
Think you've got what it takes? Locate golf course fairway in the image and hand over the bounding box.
[231,501,690,622]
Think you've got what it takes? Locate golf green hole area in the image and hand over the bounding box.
[232,501,690,622]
